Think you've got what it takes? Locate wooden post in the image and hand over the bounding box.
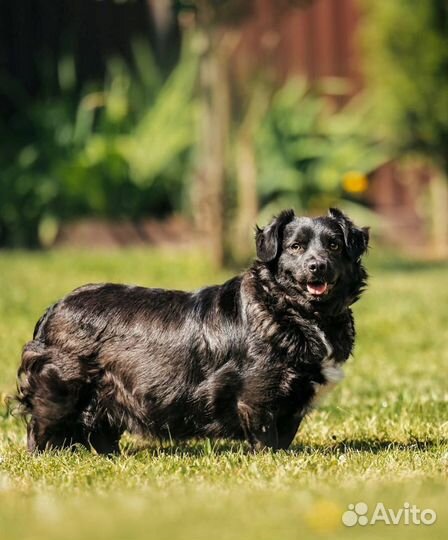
[429,172,448,257]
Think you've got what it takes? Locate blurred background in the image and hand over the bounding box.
[0,0,447,266]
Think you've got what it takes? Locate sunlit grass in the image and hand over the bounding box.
[0,248,447,540]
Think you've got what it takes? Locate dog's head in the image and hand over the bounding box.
[255,208,369,311]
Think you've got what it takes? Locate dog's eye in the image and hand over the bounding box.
[290,243,304,252]
[329,241,340,251]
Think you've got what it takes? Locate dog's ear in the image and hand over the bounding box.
[255,209,295,262]
[328,208,369,261]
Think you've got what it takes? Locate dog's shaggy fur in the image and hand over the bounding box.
[17,208,368,453]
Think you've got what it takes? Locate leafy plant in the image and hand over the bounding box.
[360,0,448,254]
[255,79,387,221]
[361,0,448,172]
[0,42,198,247]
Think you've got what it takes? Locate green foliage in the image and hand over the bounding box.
[0,43,197,247]
[255,79,387,218]
[0,250,447,539]
[361,0,448,171]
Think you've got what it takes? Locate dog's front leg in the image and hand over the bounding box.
[238,402,278,451]
[276,412,304,450]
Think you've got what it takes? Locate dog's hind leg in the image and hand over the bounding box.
[26,419,38,452]
[18,341,91,452]
[27,416,87,452]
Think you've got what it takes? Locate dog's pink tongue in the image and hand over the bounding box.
[307,282,328,295]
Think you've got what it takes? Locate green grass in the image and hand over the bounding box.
[0,248,447,540]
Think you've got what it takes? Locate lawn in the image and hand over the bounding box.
[0,248,447,540]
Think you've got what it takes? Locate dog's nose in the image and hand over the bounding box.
[307,258,327,274]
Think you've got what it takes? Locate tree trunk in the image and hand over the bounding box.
[232,85,269,263]
[193,23,235,267]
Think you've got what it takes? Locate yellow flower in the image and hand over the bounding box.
[305,499,342,534]
[343,171,369,194]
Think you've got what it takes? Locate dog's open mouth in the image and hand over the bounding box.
[306,281,329,296]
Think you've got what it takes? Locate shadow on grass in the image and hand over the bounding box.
[122,439,249,457]
[289,438,445,454]
[120,436,445,458]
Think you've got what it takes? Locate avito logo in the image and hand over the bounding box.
[342,502,437,527]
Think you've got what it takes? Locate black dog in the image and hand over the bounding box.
[17,208,368,454]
